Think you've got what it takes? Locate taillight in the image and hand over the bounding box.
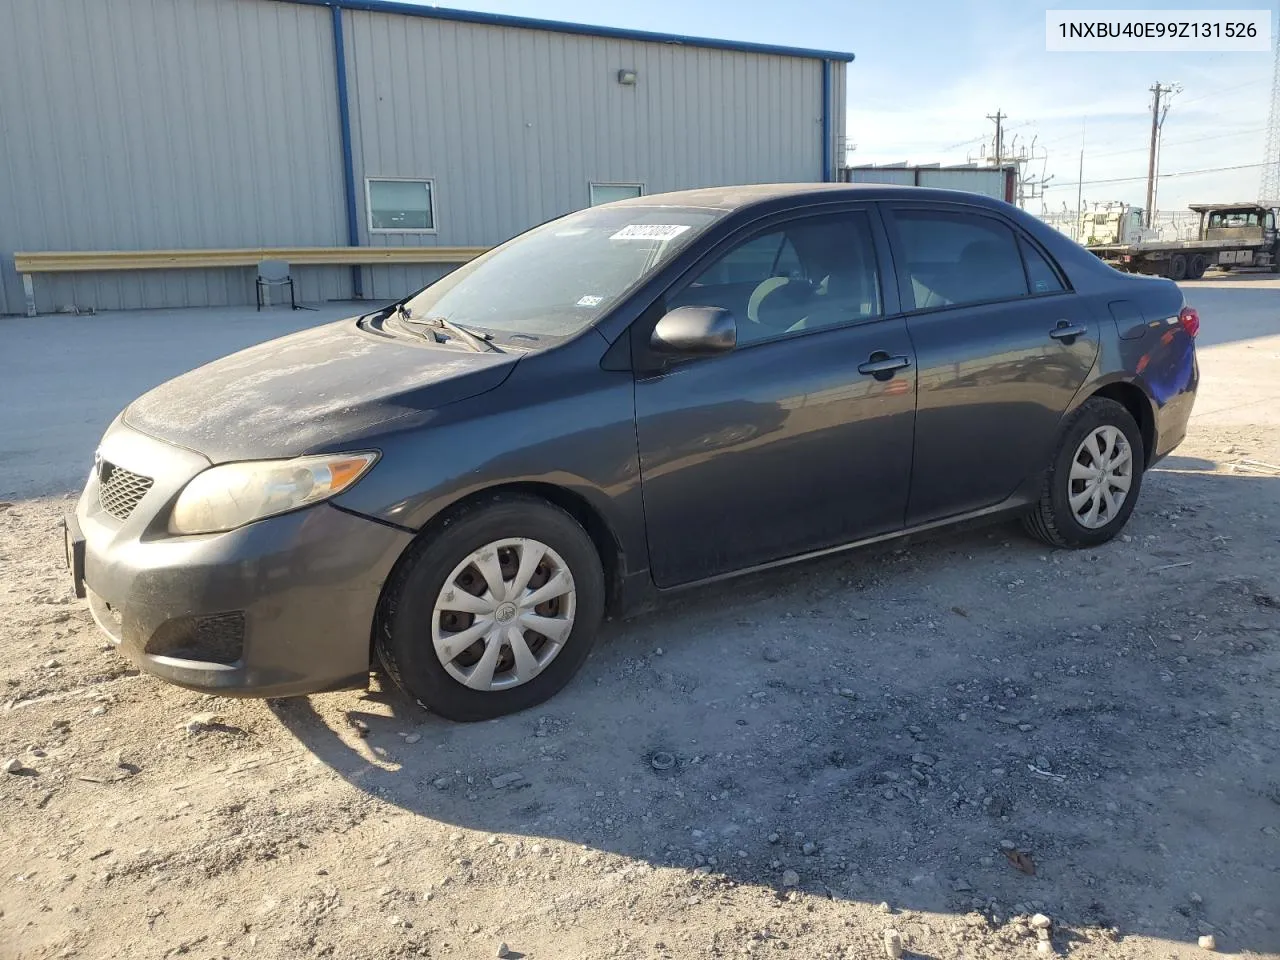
[1178,306,1199,338]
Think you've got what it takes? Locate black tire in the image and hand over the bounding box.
[1188,254,1208,280]
[1022,397,1146,549]
[376,494,605,721]
[1168,254,1188,281]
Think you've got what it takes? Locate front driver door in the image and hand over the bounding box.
[632,208,917,588]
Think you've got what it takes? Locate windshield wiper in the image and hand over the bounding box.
[395,305,500,353]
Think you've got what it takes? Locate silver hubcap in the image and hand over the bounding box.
[1068,425,1133,529]
[432,538,576,692]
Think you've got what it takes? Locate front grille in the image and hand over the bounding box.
[145,612,246,665]
[98,462,153,521]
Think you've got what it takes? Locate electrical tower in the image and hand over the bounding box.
[970,113,1053,210]
[1261,34,1280,204]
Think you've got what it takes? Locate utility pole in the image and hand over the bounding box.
[1076,118,1085,241]
[987,109,1006,165]
[1145,82,1177,227]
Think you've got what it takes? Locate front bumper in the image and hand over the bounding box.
[73,422,414,698]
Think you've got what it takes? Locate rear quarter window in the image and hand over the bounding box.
[1019,238,1066,294]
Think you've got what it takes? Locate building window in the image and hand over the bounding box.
[366,178,436,233]
[590,182,643,206]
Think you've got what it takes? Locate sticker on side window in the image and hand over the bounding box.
[609,224,691,241]
[576,295,605,307]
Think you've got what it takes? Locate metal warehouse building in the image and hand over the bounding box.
[0,0,852,316]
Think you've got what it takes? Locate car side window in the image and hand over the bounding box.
[695,233,801,285]
[893,209,1030,311]
[1019,238,1065,294]
[672,212,883,346]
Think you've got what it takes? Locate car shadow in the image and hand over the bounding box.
[269,468,1280,956]
[1155,454,1218,471]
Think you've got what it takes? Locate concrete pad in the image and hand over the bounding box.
[0,301,372,498]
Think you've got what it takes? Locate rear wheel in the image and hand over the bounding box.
[1187,254,1208,280]
[1168,254,1188,281]
[376,495,605,721]
[1023,397,1145,549]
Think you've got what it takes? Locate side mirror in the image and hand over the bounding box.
[650,306,737,357]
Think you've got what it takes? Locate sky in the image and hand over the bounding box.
[394,0,1276,215]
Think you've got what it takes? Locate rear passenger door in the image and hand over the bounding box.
[882,204,1098,526]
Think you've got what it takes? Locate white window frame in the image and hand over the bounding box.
[365,177,438,235]
[589,182,645,206]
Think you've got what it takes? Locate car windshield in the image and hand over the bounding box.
[400,205,720,340]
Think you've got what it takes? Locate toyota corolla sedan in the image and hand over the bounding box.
[66,184,1199,721]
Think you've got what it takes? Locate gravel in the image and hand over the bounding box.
[1,285,1278,959]
[883,928,904,959]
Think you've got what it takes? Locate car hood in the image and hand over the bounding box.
[123,319,518,462]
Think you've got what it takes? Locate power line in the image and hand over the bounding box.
[1178,75,1271,108]
[939,121,1036,154]
[1086,126,1265,161]
[1047,160,1266,190]
[938,135,987,152]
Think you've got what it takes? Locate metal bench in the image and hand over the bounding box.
[12,246,489,316]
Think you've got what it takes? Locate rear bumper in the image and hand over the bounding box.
[74,423,414,698]
[1149,347,1199,465]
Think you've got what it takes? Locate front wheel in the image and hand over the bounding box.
[376,495,605,721]
[1023,397,1145,548]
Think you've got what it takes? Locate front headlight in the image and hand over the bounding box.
[168,452,378,535]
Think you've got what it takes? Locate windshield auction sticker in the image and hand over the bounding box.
[610,224,692,241]
[1046,10,1270,51]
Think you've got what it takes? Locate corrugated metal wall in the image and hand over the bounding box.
[0,0,841,314]
[844,165,1008,199]
[846,168,917,187]
[830,62,848,175]
[342,9,828,299]
[917,167,1007,196]
[0,0,348,314]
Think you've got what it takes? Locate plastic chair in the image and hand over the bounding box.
[256,259,298,311]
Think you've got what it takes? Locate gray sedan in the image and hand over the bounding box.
[66,184,1200,720]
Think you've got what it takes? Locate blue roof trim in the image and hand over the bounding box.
[284,0,855,62]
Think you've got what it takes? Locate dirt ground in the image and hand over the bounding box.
[2,278,1278,960]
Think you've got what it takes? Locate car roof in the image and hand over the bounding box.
[613,182,1011,213]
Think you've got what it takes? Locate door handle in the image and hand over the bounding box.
[857,353,912,379]
[1049,321,1087,342]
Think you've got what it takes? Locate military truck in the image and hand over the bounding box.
[1081,201,1279,279]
